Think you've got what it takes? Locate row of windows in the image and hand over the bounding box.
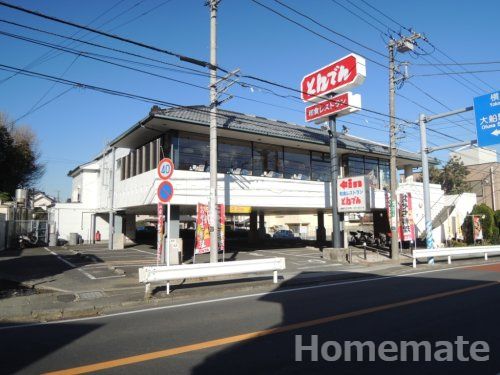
[342,155,390,189]
[173,132,332,181]
[119,131,391,187]
[120,139,161,180]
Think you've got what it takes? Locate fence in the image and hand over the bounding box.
[0,220,50,250]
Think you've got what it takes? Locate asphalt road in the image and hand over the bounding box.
[2,263,500,374]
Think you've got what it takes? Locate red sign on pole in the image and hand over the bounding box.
[157,203,164,264]
[305,92,361,123]
[399,192,415,242]
[194,203,225,255]
[301,54,366,102]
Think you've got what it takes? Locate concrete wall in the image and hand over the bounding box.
[397,182,477,245]
[465,162,499,211]
[114,169,333,210]
[50,204,109,242]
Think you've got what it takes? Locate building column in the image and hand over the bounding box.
[258,211,266,239]
[403,165,413,182]
[113,213,125,249]
[249,211,258,242]
[316,211,326,244]
[125,214,136,243]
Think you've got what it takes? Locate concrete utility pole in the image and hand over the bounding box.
[328,116,341,249]
[108,147,116,250]
[388,32,421,259]
[418,106,473,250]
[208,0,219,263]
[388,40,398,260]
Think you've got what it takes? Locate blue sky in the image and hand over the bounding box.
[0,0,499,200]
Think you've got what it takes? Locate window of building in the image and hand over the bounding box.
[177,132,210,171]
[311,152,331,182]
[253,142,283,177]
[379,159,390,190]
[218,138,252,175]
[284,148,311,180]
[346,155,364,176]
[343,155,391,189]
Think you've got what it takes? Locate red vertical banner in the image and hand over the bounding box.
[218,204,225,252]
[399,192,415,242]
[473,216,483,241]
[195,203,211,255]
[195,203,226,255]
[157,203,164,263]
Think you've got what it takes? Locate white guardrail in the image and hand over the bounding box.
[412,246,500,268]
[139,257,286,295]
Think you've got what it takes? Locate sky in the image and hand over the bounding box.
[0,0,499,200]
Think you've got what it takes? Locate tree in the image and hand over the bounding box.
[429,156,470,194]
[0,113,44,197]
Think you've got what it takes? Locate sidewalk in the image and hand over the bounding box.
[0,244,494,323]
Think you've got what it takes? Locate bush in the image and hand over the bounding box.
[464,204,496,244]
[492,227,500,245]
[495,210,500,229]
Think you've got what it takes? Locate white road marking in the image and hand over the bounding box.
[297,263,342,270]
[43,247,96,280]
[2,260,498,331]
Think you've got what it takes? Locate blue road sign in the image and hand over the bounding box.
[157,180,174,204]
[473,91,500,147]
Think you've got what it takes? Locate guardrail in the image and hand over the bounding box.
[412,246,500,268]
[139,257,286,296]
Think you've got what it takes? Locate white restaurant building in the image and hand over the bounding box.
[50,105,475,249]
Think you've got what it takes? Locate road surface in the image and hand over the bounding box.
[1,262,500,374]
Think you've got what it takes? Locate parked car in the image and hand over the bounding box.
[273,230,296,239]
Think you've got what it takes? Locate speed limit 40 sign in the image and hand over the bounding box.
[157,158,174,180]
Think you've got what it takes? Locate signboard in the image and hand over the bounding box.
[305,92,361,123]
[194,203,225,255]
[337,176,370,212]
[399,192,415,242]
[157,181,174,204]
[156,203,164,264]
[473,91,500,147]
[228,205,252,214]
[157,158,174,180]
[473,216,483,241]
[301,53,366,102]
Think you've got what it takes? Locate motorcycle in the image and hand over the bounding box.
[17,231,40,250]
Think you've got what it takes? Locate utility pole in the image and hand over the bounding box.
[207,0,219,263]
[328,116,341,250]
[418,106,473,250]
[388,32,421,260]
[108,147,116,250]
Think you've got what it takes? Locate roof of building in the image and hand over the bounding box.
[148,105,430,163]
[69,105,435,174]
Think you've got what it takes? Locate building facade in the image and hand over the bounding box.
[51,105,433,248]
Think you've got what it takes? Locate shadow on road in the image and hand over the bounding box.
[0,322,102,374]
[191,267,500,374]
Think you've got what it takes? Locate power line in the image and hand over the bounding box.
[0,0,223,72]
[413,69,500,77]
[272,0,388,60]
[0,0,128,86]
[0,29,308,114]
[249,0,388,69]
[329,0,389,36]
